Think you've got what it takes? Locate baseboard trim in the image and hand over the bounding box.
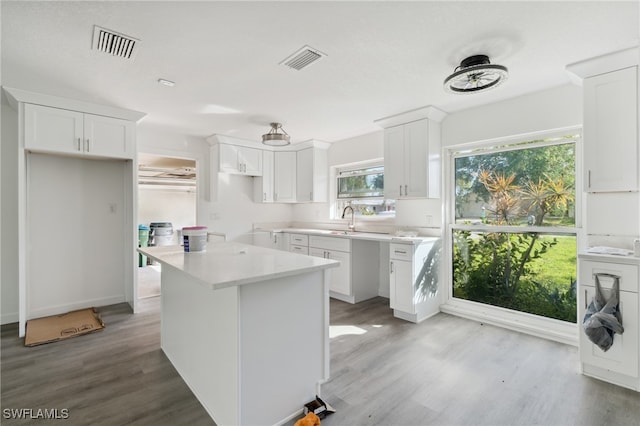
[27,296,126,320]
[329,291,355,304]
[582,363,640,392]
[1,311,19,325]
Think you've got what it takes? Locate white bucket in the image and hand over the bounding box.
[182,226,208,253]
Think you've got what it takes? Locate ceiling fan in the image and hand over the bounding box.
[444,55,508,94]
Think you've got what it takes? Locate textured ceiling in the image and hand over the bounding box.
[2,1,638,144]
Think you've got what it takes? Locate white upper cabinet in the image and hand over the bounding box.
[254,150,274,202]
[383,125,404,199]
[566,47,639,193]
[296,146,328,202]
[377,106,445,200]
[274,151,296,202]
[209,135,328,204]
[583,66,638,192]
[83,113,135,159]
[218,143,263,176]
[383,119,440,199]
[24,103,134,159]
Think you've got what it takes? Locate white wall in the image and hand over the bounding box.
[137,123,293,243]
[138,188,196,245]
[28,154,129,317]
[442,84,583,147]
[292,131,384,225]
[1,93,20,324]
[441,82,637,249]
[293,128,443,230]
[207,172,293,243]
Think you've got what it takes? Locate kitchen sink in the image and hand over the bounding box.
[329,230,354,235]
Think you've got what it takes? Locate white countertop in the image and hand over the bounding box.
[139,241,340,290]
[262,227,437,245]
[578,250,640,264]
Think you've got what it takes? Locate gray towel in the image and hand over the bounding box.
[582,273,624,352]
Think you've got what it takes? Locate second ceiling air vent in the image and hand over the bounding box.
[92,25,140,60]
[280,45,327,71]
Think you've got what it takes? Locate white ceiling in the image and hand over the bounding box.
[2,1,638,144]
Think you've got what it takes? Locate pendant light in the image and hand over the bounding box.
[261,122,291,146]
[444,55,508,94]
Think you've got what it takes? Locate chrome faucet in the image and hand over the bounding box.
[341,205,355,231]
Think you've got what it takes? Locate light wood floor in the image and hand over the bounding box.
[137,265,161,299]
[316,298,640,426]
[2,297,639,426]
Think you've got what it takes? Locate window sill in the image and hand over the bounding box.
[440,298,578,346]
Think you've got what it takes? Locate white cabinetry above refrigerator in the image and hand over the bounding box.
[25,103,135,160]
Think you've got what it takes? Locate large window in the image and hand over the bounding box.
[335,164,395,218]
[451,134,578,323]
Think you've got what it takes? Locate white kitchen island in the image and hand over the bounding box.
[139,242,339,426]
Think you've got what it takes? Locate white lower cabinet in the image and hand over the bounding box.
[288,233,309,254]
[309,247,351,295]
[578,255,640,391]
[290,245,309,255]
[309,237,352,299]
[389,240,440,323]
[308,236,378,304]
[253,230,285,250]
[390,255,414,314]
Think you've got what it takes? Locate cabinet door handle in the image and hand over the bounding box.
[263,192,266,201]
[77,138,81,151]
[405,184,408,195]
[390,261,394,273]
[399,185,403,196]
[394,250,407,255]
[310,191,313,200]
[588,170,591,189]
[85,138,90,152]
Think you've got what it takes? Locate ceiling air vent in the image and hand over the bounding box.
[280,45,327,70]
[92,25,139,60]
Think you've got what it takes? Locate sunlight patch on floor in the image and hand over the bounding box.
[329,325,367,338]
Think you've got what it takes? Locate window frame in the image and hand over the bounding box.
[336,165,385,199]
[331,160,396,221]
[441,127,583,345]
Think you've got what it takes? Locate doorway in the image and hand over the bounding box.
[137,153,197,299]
